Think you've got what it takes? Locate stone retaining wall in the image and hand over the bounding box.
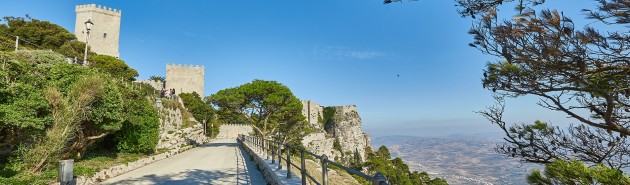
[72,145,195,185]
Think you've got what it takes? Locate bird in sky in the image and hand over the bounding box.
[397,74,400,77]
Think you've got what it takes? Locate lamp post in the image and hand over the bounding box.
[83,19,94,66]
[155,98,162,113]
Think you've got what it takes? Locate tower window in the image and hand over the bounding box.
[103,33,107,38]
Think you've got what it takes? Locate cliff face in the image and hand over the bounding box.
[156,99,207,150]
[301,100,370,162]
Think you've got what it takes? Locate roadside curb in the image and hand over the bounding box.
[61,140,212,185]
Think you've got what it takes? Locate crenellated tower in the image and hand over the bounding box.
[75,4,121,58]
[165,64,205,96]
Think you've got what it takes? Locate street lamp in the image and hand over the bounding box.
[155,98,162,113]
[83,19,94,66]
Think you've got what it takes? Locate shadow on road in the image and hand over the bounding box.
[237,144,266,184]
[198,141,240,148]
[98,139,265,185]
[99,169,236,185]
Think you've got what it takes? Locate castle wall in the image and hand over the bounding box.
[75,4,121,58]
[334,105,357,115]
[301,100,324,129]
[165,64,205,96]
[135,80,164,91]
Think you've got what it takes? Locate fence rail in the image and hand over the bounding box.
[238,134,389,185]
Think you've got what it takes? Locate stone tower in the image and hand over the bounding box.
[166,64,205,96]
[75,4,121,58]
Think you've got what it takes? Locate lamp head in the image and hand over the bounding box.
[155,99,163,109]
[85,19,94,32]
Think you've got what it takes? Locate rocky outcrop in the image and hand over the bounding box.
[156,100,208,150]
[301,101,370,163]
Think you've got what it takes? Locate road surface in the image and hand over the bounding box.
[100,138,265,185]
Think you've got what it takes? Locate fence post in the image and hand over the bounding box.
[271,140,276,164]
[255,137,259,152]
[266,139,270,160]
[278,142,283,169]
[301,148,306,185]
[372,172,388,185]
[321,154,328,185]
[15,36,19,51]
[260,137,267,158]
[286,144,292,179]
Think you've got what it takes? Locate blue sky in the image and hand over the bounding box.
[1,1,604,138]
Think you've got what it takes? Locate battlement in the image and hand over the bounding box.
[166,64,205,70]
[334,105,357,114]
[76,4,122,16]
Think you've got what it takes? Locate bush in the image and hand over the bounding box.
[89,55,138,81]
[13,50,66,69]
[115,98,160,154]
[528,160,630,184]
[182,120,195,128]
[0,169,54,185]
[333,138,343,153]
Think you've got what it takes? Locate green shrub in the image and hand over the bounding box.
[162,98,183,110]
[13,50,66,69]
[0,169,54,185]
[528,160,630,184]
[182,120,195,128]
[115,98,160,154]
[333,138,343,153]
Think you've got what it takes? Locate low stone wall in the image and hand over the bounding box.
[217,124,253,139]
[72,145,195,185]
[239,138,301,185]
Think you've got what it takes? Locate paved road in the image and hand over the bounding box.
[100,138,265,185]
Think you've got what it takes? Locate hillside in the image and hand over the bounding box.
[373,135,540,185]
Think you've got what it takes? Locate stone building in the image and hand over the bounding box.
[165,64,205,96]
[301,100,324,128]
[75,4,121,58]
